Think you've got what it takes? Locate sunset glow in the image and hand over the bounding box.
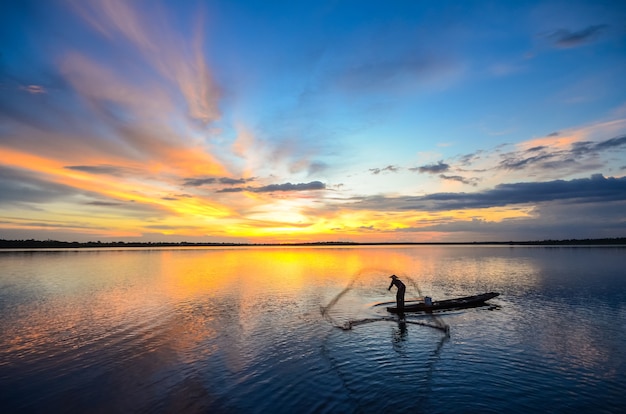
[1,0,625,243]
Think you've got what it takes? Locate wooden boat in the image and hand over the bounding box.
[387,292,499,313]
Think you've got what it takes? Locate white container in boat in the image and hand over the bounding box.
[424,296,432,306]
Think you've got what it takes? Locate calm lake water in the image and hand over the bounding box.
[1,245,625,413]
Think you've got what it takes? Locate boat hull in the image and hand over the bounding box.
[387,292,499,313]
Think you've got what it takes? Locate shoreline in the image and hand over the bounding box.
[1,237,625,249]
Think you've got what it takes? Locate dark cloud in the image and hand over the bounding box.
[85,201,124,206]
[590,134,626,151]
[549,25,608,48]
[184,176,254,187]
[568,136,626,157]
[219,177,253,185]
[217,181,326,193]
[411,161,450,174]
[369,165,400,175]
[420,174,625,209]
[216,187,245,193]
[348,175,626,212]
[395,199,626,241]
[65,164,133,176]
[252,181,326,193]
[184,177,217,186]
[439,174,480,186]
[499,152,558,170]
[162,194,192,200]
[458,150,484,167]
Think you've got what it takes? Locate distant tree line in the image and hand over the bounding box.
[501,238,626,245]
[0,239,246,249]
[1,238,625,249]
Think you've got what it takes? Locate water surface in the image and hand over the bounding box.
[1,245,625,413]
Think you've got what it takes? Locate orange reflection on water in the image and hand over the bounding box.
[1,246,546,381]
[152,246,430,340]
[0,250,221,375]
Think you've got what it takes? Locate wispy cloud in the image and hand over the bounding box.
[57,49,226,176]
[333,54,461,94]
[70,0,220,124]
[573,135,626,154]
[20,85,47,94]
[369,165,400,175]
[497,134,626,172]
[548,24,608,48]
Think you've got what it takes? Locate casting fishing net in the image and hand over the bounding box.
[321,271,450,335]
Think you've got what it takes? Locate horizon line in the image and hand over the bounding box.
[2,237,626,249]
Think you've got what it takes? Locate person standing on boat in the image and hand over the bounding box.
[388,275,406,314]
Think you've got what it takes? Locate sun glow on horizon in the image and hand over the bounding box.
[2,1,625,243]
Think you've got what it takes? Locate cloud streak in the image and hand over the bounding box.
[184,176,255,187]
[70,0,221,124]
[439,174,480,186]
[347,175,626,212]
[548,25,608,48]
[0,166,79,206]
[496,134,626,173]
[369,165,400,175]
[217,181,326,193]
[65,164,138,176]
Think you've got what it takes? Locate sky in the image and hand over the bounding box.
[1,0,626,243]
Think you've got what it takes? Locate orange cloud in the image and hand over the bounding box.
[519,118,626,151]
[0,147,231,220]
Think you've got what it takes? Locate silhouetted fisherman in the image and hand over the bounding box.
[388,275,406,318]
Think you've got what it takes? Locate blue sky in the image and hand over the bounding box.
[1,0,625,242]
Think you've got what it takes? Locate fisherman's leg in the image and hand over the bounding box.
[397,291,405,320]
[397,287,406,309]
[396,291,405,310]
